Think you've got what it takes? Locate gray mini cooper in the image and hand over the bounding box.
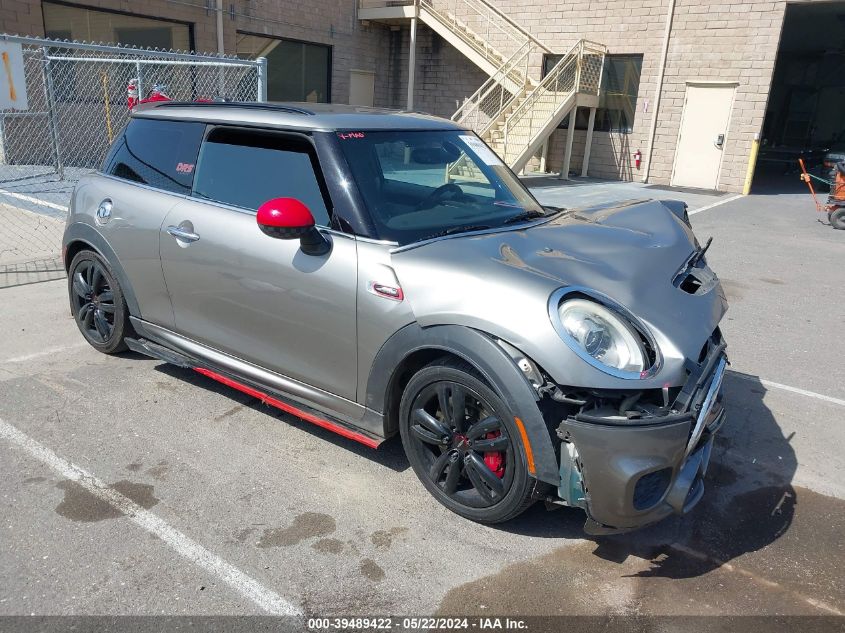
[63,102,728,534]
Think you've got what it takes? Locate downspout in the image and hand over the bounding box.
[216,0,225,55]
[641,0,676,183]
[407,0,419,110]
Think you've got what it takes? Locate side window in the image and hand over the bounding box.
[192,127,331,226]
[106,118,205,195]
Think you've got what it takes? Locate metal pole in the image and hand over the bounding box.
[559,107,576,180]
[581,106,596,177]
[215,0,225,97]
[215,0,225,55]
[742,132,761,195]
[407,0,419,110]
[257,56,268,101]
[642,0,676,183]
[41,48,63,180]
[135,61,143,101]
[0,117,6,165]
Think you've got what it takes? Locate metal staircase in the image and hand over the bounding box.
[359,0,607,173]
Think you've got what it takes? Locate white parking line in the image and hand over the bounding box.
[2,343,88,364]
[0,188,69,212]
[0,416,302,617]
[688,194,742,216]
[729,370,845,408]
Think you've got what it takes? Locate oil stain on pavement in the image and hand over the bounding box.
[257,512,336,548]
[370,526,408,549]
[54,479,159,522]
[312,538,345,554]
[359,558,385,581]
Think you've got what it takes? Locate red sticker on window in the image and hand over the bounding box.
[176,162,194,174]
[337,132,366,140]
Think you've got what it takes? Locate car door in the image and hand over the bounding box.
[159,126,358,401]
[93,117,205,328]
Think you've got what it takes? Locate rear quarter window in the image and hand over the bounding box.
[104,118,205,195]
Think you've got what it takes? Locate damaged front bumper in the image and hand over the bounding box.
[556,342,728,535]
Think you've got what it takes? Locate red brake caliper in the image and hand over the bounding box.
[483,431,505,478]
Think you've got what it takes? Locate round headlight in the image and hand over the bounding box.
[557,298,646,373]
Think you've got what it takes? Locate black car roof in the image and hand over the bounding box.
[133,101,468,132]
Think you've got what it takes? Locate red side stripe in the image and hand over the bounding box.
[193,367,382,449]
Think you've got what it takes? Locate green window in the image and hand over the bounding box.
[544,54,643,133]
[237,33,331,103]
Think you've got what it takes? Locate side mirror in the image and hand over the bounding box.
[256,198,331,256]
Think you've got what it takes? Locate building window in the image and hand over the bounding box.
[543,54,643,133]
[237,32,331,103]
[42,1,193,50]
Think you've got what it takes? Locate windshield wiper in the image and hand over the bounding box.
[503,210,546,225]
[419,224,491,241]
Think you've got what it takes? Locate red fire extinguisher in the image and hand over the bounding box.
[128,81,172,111]
[634,149,642,170]
[127,78,139,110]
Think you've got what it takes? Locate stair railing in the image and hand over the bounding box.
[451,40,535,134]
[499,40,606,166]
[420,0,551,67]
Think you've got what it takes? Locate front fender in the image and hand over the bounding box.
[366,323,559,486]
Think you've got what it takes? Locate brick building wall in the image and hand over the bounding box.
[0,0,399,107]
[2,0,829,193]
[232,1,394,107]
[471,0,790,191]
[385,23,488,117]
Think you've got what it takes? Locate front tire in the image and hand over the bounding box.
[399,359,535,523]
[67,250,131,354]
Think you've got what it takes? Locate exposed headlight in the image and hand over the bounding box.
[557,298,647,374]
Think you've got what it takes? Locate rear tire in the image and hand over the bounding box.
[830,208,845,230]
[67,250,131,354]
[399,359,535,523]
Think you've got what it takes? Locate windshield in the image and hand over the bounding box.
[335,130,548,244]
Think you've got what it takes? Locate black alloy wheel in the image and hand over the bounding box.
[399,360,534,523]
[68,251,129,354]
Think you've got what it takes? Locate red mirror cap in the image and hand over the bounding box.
[256,198,315,239]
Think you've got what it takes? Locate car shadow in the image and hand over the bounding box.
[152,358,799,578]
[496,371,798,580]
[152,362,411,473]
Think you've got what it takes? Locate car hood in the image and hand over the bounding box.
[389,199,728,389]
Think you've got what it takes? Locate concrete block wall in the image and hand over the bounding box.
[0,0,396,107]
[386,22,489,117]
[483,0,789,191]
[0,0,44,41]
[1,0,222,52]
[2,0,811,192]
[233,0,394,107]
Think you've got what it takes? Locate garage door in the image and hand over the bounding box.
[672,83,736,190]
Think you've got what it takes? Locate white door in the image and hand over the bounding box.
[349,70,375,107]
[672,84,736,190]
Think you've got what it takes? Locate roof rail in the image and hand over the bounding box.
[146,101,316,115]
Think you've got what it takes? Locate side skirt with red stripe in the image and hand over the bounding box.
[193,367,383,449]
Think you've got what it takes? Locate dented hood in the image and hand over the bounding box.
[390,199,728,389]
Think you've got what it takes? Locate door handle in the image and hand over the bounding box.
[166,225,200,243]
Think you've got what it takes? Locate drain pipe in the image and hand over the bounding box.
[215,0,225,55]
[641,0,676,183]
[407,0,419,110]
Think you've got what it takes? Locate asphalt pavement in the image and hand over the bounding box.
[0,185,843,628]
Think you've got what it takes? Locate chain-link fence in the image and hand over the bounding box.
[0,34,266,287]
